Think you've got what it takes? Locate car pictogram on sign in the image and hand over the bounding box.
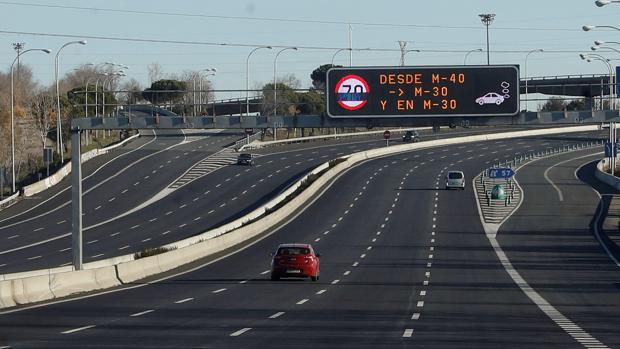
[335,74,370,111]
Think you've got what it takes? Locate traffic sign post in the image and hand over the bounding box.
[488,168,515,179]
[245,128,253,144]
[383,130,391,147]
[327,65,520,118]
[43,147,53,177]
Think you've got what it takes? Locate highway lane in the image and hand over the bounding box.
[0,128,597,273]
[0,131,243,264]
[0,132,606,348]
[498,149,620,348]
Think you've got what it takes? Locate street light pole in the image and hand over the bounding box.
[246,46,272,116]
[199,68,216,115]
[55,40,87,163]
[401,49,420,66]
[10,48,51,193]
[524,49,544,111]
[331,48,351,66]
[273,47,298,116]
[479,14,496,65]
[463,48,483,65]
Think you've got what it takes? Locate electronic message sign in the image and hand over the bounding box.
[326,65,519,118]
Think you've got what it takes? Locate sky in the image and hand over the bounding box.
[1,0,620,100]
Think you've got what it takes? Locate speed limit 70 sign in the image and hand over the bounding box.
[334,74,370,111]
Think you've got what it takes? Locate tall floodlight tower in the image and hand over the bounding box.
[479,13,496,65]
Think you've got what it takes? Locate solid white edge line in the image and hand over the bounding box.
[473,148,609,348]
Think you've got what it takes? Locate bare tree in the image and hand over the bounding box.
[147,62,164,84]
[30,89,55,164]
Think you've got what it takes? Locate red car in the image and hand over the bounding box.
[270,243,320,281]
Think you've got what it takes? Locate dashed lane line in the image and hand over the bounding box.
[230,328,252,337]
[61,325,96,334]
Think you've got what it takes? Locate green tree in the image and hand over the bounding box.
[142,79,187,105]
[297,90,325,115]
[261,82,299,116]
[539,97,566,112]
[310,64,342,91]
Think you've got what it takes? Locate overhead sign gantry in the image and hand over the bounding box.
[326,65,520,118]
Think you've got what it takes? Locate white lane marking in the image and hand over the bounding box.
[343,271,351,276]
[179,204,187,209]
[208,210,215,214]
[149,218,157,222]
[367,246,372,250]
[193,217,201,221]
[178,223,187,228]
[219,203,226,208]
[296,299,309,305]
[121,189,128,194]
[427,262,432,267]
[134,181,140,186]
[61,325,96,334]
[403,329,414,338]
[110,232,120,237]
[94,205,102,211]
[230,328,252,337]
[118,245,130,250]
[130,225,140,230]
[108,197,116,202]
[371,238,377,242]
[27,255,42,260]
[59,247,71,252]
[360,254,366,258]
[92,254,104,258]
[56,220,66,225]
[316,289,326,295]
[212,288,227,294]
[7,235,19,239]
[429,254,434,259]
[429,247,435,251]
[174,298,194,304]
[425,271,431,277]
[423,280,429,286]
[193,197,200,202]
[141,238,151,243]
[315,238,321,242]
[331,279,340,285]
[269,312,285,319]
[352,262,359,267]
[323,230,330,235]
[417,301,425,307]
[420,290,427,296]
[161,230,171,235]
[260,270,271,275]
[412,313,421,320]
[239,280,248,284]
[165,211,173,216]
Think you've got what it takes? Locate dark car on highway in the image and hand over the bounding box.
[270,243,320,281]
[237,153,254,166]
[402,130,420,142]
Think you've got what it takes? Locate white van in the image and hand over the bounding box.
[445,171,465,190]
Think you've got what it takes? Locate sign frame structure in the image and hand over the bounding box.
[326,65,520,119]
[488,168,515,179]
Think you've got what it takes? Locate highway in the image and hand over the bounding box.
[0,129,616,348]
[0,126,532,274]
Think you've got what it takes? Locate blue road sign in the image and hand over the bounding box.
[604,142,617,157]
[489,168,515,179]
